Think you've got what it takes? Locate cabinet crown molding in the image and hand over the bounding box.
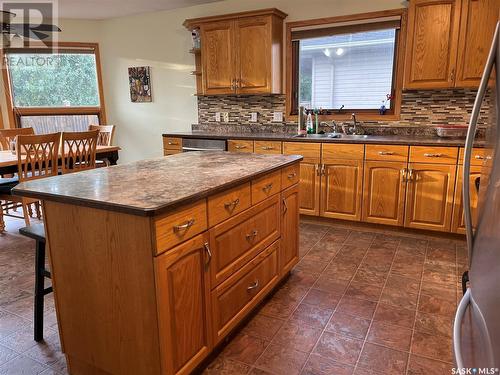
[184,8,288,30]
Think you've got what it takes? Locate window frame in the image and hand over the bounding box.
[286,9,407,122]
[1,42,107,128]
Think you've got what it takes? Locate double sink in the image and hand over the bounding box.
[293,133,369,139]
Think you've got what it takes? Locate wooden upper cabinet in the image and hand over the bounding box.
[154,233,212,375]
[186,9,286,95]
[404,0,462,89]
[200,21,235,95]
[456,0,500,87]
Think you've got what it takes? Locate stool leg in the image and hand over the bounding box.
[34,240,45,342]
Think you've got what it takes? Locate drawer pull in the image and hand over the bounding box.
[235,145,247,149]
[378,151,395,156]
[401,168,408,182]
[246,230,258,241]
[168,141,179,146]
[408,169,414,181]
[173,219,195,233]
[247,280,260,291]
[287,172,297,179]
[262,183,273,193]
[224,198,240,211]
[315,164,320,176]
[262,146,274,150]
[423,153,443,158]
[474,155,485,160]
[203,242,212,266]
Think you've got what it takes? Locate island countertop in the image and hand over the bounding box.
[13,151,303,216]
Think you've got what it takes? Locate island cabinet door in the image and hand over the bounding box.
[281,184,299,275]
[404,163,457,232]
[451,165,482,234]
[200,20,236,95]
[154,233,213,375]
[362,161,407,227]
[320,159,363,221]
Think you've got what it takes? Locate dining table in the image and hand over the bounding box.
[0,145,120,176]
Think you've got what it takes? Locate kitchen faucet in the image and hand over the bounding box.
[350,113,365,135]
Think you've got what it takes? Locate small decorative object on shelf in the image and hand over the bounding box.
[191,29,200,49]
[379,93,393,115]
[128,66,152,102]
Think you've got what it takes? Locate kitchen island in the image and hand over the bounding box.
[13,151,302,375]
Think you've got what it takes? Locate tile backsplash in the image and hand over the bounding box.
[195,89,492,136]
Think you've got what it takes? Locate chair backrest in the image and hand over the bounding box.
[88,124,115,146]
[61,130,99,174]
[0,127,34,151]
[16,133,61,182]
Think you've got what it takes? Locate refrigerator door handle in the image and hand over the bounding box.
[454,288,471,370]
[463,22,500,265]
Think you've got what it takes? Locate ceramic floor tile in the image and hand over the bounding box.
[344,281,383,302]
[202,357,251,375]
[336,296,377,320]
[411,331,453,363]
[313,275,350,294]
[302,288,342,309]
[414,311,453,337]
[373,304,416,329]
[406,354,453,375]
[325,312,370,340]
[0,355,47,374]
[301,353,354,375]
[271,321,322,353]
[289,303,333,329]
[221,333,269,365]
[418,294,456,317]
[313,332,363,366]
[254,343,309,375]
[357,343,408,375]
[241,314,285,341]
[366,322,412,352]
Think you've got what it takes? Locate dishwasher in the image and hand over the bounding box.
[181,138,227,152]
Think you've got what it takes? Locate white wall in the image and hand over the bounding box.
[1,0,404,162]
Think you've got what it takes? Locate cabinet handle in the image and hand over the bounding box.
[408,169,414,181]
[401,168,408,182]
[450,68,456,82]
[424,153,443,158]
[173,219,195,232]
[378,151,394,156]
[315,164,320,176]
[236,78,241,88]
[282,197,288,215]
[168,141,178,146]
[203,242,212,266]
[235,145,247,149]
[246,230,258,241]
[224,198,240,211]
[247,280,260,291]
[262,146,274,150]
[474,155,485,160]
[321,164,326,176]
[287,172,297,179]
[262,183,273,193]
[231,78,236,91]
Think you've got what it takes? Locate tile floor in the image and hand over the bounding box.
[0,217,466,375]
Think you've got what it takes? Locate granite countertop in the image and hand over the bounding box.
[163,131,484,147]
[13,152,303,216]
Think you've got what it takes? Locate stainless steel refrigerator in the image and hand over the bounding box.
[454,21,500,372]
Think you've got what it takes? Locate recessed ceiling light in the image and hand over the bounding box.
[323,48,331,57]
[336,48,345,56]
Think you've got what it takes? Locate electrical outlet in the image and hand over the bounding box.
[215,112,221,122]
[250,112,258,122]
[222,112,229,123]
[273,111,283,122]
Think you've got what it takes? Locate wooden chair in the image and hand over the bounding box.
[88,125,115,167]
[61,130,99,174]
[0,127,34,151]
[88,124,115,146]
[0,133,61,227]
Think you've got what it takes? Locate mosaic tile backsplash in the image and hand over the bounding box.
[195,89,493,136]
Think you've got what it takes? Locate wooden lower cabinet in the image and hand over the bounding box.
[452,165,482,234]
[320,159,363,221]
[404,163,457,232]
[155,233,213,375]
[362,161,407,226]
[228,139,254,153]
[281,184,299,275]
[298,162,321,216]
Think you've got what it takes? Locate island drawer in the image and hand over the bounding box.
[251,170,282,205]
[410,146,458,164]
[211,240,279,343]
[208,183,251,227]
[228,139,254,153]
[283,142,321,163]
[154,200,208,255]
[365,145,409,162]
[458,147,488,166]
[209,195,280,288]
[322,143,365,160]
[163,137,183,151]
[254,141,282,154]
[281,163,300,189]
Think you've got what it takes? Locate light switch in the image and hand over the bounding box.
[273,112,283,122]
[250,112,258,122]
[215,112,221,122]
[222,112,229,123]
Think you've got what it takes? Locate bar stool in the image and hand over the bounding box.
[19,223,52,342]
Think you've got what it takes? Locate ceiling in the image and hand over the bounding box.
[55,0,224,20]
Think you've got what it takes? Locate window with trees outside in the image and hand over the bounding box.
[3,43,106,133]
[287,10,406,120]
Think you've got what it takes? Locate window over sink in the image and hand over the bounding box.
[287,9,406,121]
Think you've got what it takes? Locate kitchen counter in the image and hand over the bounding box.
[13,151,302,216]
[163,131,484,147]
